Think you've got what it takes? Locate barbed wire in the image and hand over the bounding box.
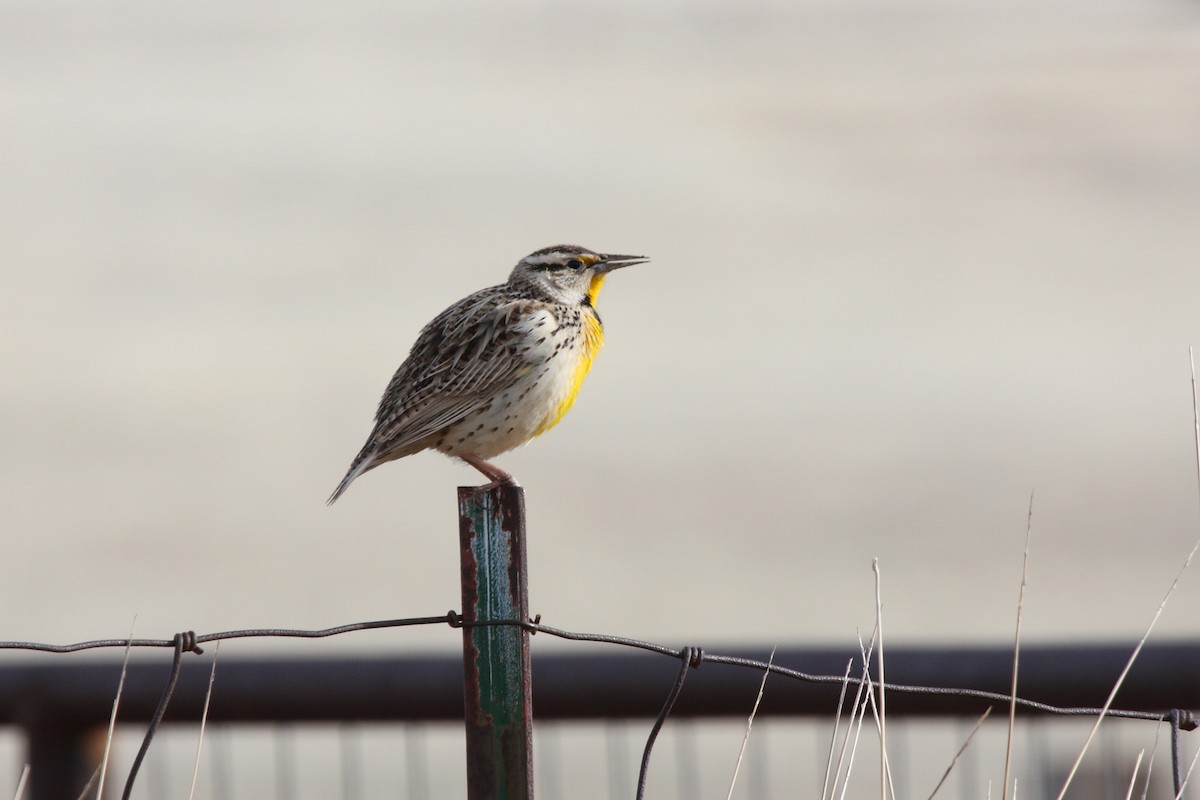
[1,612,1196,799]
[0,615,449,654]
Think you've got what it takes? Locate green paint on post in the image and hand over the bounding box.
[458,483,533,799]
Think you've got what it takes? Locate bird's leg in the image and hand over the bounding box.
[459,455,521,488]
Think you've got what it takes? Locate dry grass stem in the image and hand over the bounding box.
[837,694,873,800]
[187,641,221,800]
[820,662,859,800]
[96,616,137,800]
[841,627,895,800]
[1004,492,1034,800]
[1138,723,1162,800]
[1053,525,1199,800]
[872,559,894,800]
[928,706,993,800]
[1124,749,1145,800]
[828,684,866,800]
[859,675,897,800]
[829,629,877,800]
[826,630,876,800]
[1193,346,1200,520]
[1172,345,1200,800]
[72,767,101,800]
[1056,351,1200,800]
[12,765,30,800]
[725,645,776,800]
[1173,743,1200,800]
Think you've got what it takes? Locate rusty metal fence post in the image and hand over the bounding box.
[458,484,533,799]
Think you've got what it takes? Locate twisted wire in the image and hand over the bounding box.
[121,632,202,800]
[1,612,1194,798]
[636,646,702,800]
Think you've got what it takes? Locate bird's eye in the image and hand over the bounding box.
[565,258,583,270]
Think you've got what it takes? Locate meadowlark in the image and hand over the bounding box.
[328,244,647,503]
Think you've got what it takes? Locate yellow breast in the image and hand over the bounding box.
[533,306,605,437]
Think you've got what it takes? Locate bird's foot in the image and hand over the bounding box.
[459,455,521,489]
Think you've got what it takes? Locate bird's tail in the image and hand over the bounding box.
[326,449,377,505]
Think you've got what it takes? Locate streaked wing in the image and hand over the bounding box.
[365,291,537,459]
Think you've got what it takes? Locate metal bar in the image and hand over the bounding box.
[0,643,1196,724]
[24,716,96,800]
[1171,708,1184,798]
[458,483,533,799]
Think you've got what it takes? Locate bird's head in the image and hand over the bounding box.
[508,245,647,306]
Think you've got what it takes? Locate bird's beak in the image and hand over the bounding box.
[594,253,649,273]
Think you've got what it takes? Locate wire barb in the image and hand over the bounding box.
[178,630,203,656]
[1170,708,1198,798]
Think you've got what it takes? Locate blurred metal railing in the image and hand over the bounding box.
[2,641,1197,799]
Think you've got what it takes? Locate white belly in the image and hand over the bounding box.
[433,308,594,459]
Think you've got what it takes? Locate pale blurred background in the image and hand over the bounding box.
[3,0,1200,647]
[2,0,1200,792]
